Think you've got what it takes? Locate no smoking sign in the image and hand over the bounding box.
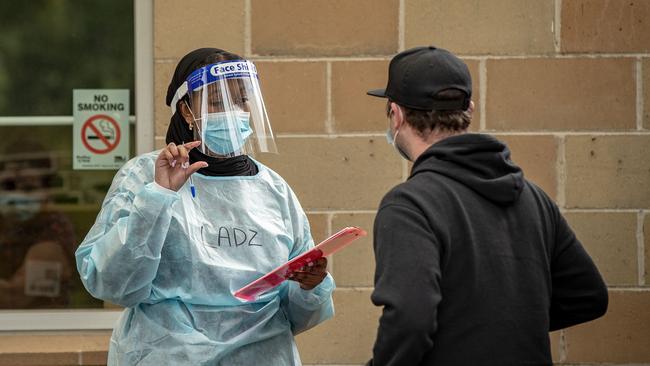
[73,89,129,170]
[81,114,121,154]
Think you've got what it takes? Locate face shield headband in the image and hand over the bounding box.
[169,60,277,158]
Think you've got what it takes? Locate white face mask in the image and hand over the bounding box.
[385,107,411,161]
[0,192,45,220]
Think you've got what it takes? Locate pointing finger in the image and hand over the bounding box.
[183,140,202,151]
[183,141,202,155]
[187,161,208,176]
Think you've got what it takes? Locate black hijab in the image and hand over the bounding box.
[165,48,258,176]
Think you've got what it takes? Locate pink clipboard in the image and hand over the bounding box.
[234,226,367,301]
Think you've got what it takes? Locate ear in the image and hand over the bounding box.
[390,102,404,129]
[468,100,475,114]
[178,101,194,125]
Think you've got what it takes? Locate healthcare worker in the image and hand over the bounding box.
[75,48,335,365]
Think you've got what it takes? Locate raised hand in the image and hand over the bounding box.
[155,141,208,191]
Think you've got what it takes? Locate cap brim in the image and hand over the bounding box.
[366,88,388,98]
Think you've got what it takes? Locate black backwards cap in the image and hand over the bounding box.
[367,46,472,111]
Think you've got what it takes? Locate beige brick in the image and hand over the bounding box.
[307,213,329,244]
[332,60,480,133]
[561,0,650,53]
[296,289,380,364]
[467,60,481,132]
[332,60,390,133]
[565,290,650,363]
[486,58,636,131]
[154,0,245,59]
[565,135,650,208]
[154,62,177,138]
[565,212,638,286]
[154,136,167,150]
[549,331,562,363]
[331,213,376,287]
[405,0,554,55]
[645,59,650,129]
[255,62,327,134]
[256,137,403,210]
[495,135,557,200]
[251,0,398,56]
[643,213,650,286]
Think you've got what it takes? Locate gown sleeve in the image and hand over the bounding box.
[75,156,180,307]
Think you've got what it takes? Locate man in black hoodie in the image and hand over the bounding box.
[365,46,608,366]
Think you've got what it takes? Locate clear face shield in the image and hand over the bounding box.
[170,60,277,158]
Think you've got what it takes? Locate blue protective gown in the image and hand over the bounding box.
[75,151,335,365]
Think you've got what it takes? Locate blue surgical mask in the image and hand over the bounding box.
[203,111,252,155]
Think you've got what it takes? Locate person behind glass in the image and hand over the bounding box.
[364,46,608,365]
[75,48,334,365]
[0,141,75,309]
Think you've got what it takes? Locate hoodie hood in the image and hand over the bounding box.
[410,133,524,205]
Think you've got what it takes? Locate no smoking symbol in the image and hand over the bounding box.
[81,114,121,154]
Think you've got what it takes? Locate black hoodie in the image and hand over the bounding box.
[368,133,608,366]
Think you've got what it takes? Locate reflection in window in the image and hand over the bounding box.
[0,140,75,308]
[0,0,134,309]
[0,1,135,116]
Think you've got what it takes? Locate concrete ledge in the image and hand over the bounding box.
[0,332,110,366]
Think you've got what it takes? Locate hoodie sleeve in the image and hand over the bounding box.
[368,202,442,366]
[548,207,608,331]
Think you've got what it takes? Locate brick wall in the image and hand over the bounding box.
[152,0,650,364]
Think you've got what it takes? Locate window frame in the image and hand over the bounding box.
[0,0,153,331]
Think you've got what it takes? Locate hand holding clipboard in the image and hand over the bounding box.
[234,226,367,301]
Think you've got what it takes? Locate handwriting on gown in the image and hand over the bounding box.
[203,226,261,248]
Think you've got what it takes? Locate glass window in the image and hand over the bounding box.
[0,0,134,310]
